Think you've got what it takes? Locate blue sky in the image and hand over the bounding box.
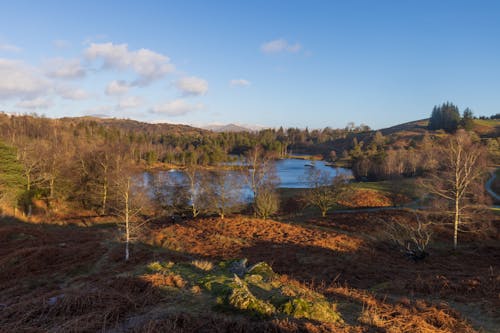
[0,1,499,129]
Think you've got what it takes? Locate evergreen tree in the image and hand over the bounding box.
[460,108,474,131]
[428,102,461,132]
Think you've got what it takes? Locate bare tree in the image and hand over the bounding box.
[421,130,487,249]
[94,148,112,215]
[184,165,208,218]
[254,186,279,219]
[304,168,351,217]
[112,154,149,261]
[150,171,189,217]
[206,171,243,220]
[244,145,279,216]
[383,212,432,261]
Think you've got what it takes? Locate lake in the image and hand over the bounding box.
[142,158,351,191]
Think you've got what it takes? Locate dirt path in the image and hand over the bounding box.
[485,168,500,202]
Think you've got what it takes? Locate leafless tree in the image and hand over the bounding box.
[254,186,279,219]
[421,130,488,249]
[184,165,209,218]
[383,212,432,261]
[111,154,149,261]
[244,145,279,215]
[206,171,243,220]
[304,168,351,217]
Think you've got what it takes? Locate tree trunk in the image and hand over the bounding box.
[454,197,459,250]
[49,177,55,199]
[125,180,130,261]
[101,176,107,215]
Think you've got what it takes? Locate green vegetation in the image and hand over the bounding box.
[145,259,342,323]
[428,102,461,132]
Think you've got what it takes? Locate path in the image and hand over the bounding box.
[485,168,500,202]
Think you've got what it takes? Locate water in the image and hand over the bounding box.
[274,159,351,188]
[142,158,351,191]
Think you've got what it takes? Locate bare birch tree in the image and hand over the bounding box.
[421,130,487,249]
[112,154,149,261]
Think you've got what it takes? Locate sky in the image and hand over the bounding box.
[0,1,499,129]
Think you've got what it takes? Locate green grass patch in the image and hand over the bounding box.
[474,119,500,128]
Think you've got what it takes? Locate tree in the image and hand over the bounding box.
[421,130,487,249]
[111,155,149,261]
[184,165,208,218]
[460,108,474,131]
[428,102,461,133]
[244,145,279,215]
[206,171,243,219]
[304,168,351,217]
[254,186,279,219]
[383,212,432,261]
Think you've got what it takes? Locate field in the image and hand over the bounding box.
[1,206,498,332]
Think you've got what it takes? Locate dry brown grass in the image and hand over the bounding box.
[0,209,498,332]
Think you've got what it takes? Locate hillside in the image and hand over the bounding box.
[58,116,209,137]
[202,123,265,132]
[1,210,498,332]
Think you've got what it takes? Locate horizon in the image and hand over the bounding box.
[1,1,500,129]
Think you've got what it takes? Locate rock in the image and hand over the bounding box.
[228,275,276,317]
[247,262,276,280]
[228,258,248,277]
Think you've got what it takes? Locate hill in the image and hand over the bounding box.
[58,116,209,137]
[202,123,267,132]
[1,210,497,332]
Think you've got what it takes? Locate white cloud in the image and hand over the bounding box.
[150,99,203,116]
[85,42,175,85]
[230,79,251,87]
[53,39,70,49]
[105,80,130,95]
[56,85,90,100]
[0,58,50,99]
[16,97,52,109]
[44,57,85,79]
[260,38,302,54]
[0,43,21,52]
[117,96,142,109]
[176,76,208,96]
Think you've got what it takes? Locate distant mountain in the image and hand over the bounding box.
[202,123,266,132]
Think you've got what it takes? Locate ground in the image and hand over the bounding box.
[0,206,498,332]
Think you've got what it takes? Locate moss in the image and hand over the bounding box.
[146,261,174,273]
[282,298,342,323]
[247,262,276,280]
[146,261,164,272]
[142,258,343,323]
[228,276,276,317]
[205,281,232,296]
